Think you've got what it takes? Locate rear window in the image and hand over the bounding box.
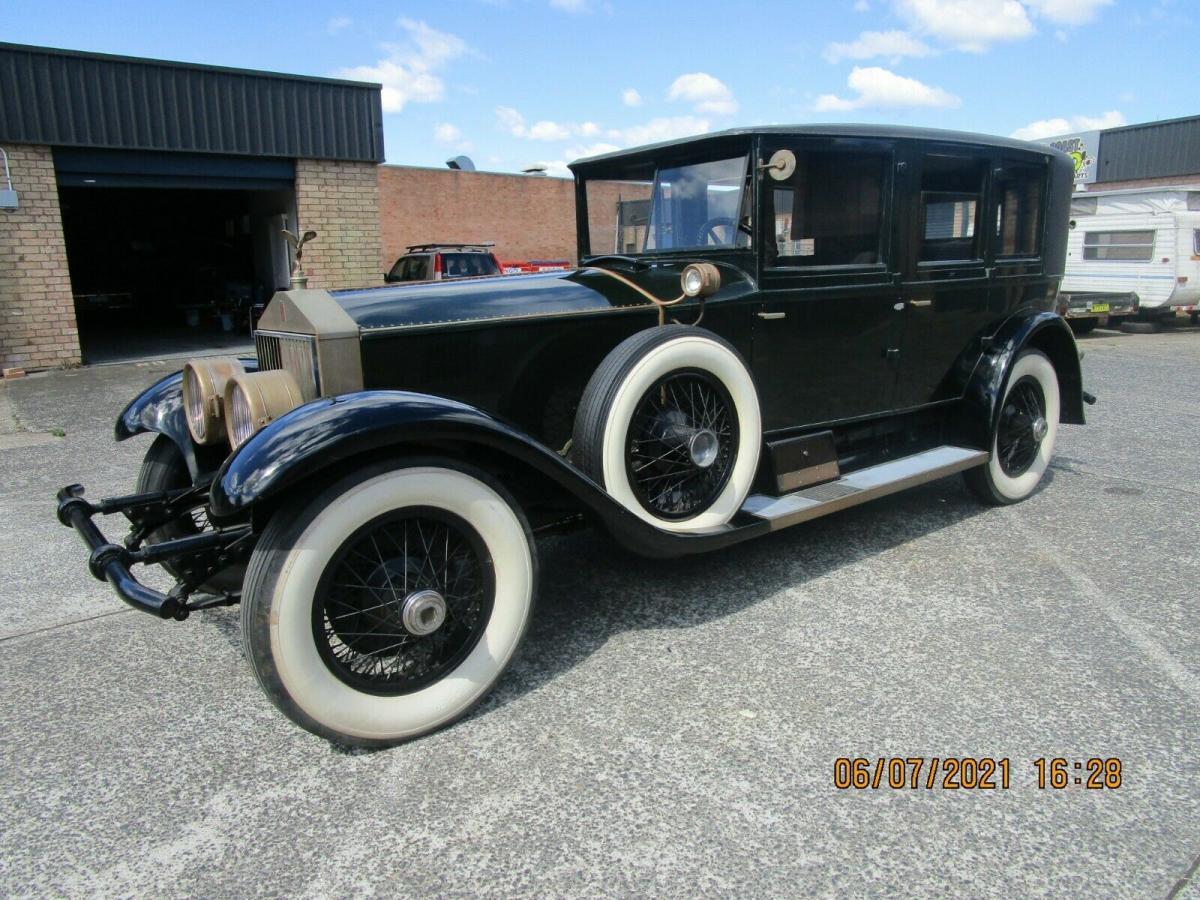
[994,164,1044,258]
[441,253,499,277]
[1083,231,1155,261]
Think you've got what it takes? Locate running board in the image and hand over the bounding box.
[741,445,988,531]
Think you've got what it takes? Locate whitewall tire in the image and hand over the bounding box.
[965,349,1060,505]
[572,325,761,532]
[241,461,536,747]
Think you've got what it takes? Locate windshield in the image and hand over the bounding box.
[584,155,749,257]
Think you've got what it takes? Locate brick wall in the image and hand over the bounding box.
[378,166,579,268]
[294,158,382,290]
[0,143,80,370]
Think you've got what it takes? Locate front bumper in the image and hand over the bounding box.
[56,484,252,620]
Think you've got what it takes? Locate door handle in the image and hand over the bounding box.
[757,311,787,320]
[908,299,933,308]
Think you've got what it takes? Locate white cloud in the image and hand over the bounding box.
[566,142,621,160]
[854,0,871,9]
[622,88,643,107]
[433,123,473,150]
[527,120,572,141]
[823,29,934,62]
[578,121,601,136]
[528,159,573,177]
[1009,109,1125,140]
[612,115,712,147]
[496,106,527,136]
[667,73,739,115]
[336,19,468,113]
[814,66,960,110]
[896,0,1034,51]
[549,0,588,11]
[1023,0,1112,24]
[326,15,352,35]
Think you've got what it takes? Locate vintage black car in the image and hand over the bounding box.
[57,125,1087,746]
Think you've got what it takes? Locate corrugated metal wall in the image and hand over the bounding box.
[0,43,384,162]
[1097,116,1200,183]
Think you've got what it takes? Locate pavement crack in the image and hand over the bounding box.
[0,606,134,644]
[1167,847,1200,899]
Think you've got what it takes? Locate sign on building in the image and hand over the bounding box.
[1041,130,1100,186]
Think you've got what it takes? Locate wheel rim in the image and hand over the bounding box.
[312,507,495,696]
[997,375,1048,477]
[624,367,738,520]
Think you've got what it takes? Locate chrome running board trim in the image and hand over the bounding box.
[742,445,988,530]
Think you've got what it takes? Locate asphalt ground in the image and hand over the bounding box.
[1,326,1198,897]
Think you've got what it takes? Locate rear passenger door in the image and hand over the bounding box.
[751,137,904,431]
[893,150,993,409]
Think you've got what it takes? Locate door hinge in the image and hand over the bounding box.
[756,311,787,320]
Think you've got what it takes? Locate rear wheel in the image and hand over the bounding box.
[964,349,1060,505]
[241,460,536,746]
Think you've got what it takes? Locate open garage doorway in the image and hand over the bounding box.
[55,150,295,365]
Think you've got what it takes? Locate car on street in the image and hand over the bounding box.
[57,124,1086,747]
[384,242,504,283]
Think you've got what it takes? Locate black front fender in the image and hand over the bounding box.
[114,359,257,480]
[960,311,1085,448]
[210,390,767,557]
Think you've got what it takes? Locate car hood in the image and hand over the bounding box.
[331,265,754,331]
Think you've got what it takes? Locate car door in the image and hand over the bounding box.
[893,149,994,409]
[751,137,904,431]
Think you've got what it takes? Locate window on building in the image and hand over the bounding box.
[994,164,1044,257]
[1083,231,1155,261]
[765,149,889,267]
[919,155,986,262]
[1193,229,1200,256]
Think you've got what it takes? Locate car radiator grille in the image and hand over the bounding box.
[254,331,320,400]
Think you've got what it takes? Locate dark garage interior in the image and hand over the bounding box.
[54,150,296,364]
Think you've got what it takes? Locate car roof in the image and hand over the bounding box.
[567,123,1066,172]
[404,243,496,254]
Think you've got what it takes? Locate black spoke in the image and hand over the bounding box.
[625,368,738,520]
[312,507,495,696]
[997,377,1046,478]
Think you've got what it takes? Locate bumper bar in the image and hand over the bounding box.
[56,484,250,620]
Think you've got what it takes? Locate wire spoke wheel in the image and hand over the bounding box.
[312,507,495,696]
[996,376,1047,478]
[624,368,738,519]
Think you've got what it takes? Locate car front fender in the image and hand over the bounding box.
[114,359,257,479]
[960,311,1085,448]
[209,390,768,557]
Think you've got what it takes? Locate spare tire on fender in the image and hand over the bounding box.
[572,325,761,533]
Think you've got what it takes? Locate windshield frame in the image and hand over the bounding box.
[576,143,755,263]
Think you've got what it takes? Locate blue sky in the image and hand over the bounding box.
[6,0,1196,175]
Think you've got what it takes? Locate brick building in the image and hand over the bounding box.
[0,43,384,369]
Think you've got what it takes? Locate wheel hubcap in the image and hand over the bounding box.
[997,377,1048,477]
[626,368,738,520]
[312,508,494,695]
[687,429,719,468]
[401,589,447,636]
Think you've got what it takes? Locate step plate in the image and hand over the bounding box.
[742,445,988,531]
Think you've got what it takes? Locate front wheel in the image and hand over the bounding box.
[964,349,1060,505]
[241,460,537,747]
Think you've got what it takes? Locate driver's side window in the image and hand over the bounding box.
[765,147,889,268]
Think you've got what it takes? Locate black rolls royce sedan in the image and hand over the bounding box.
[57,125,1087,746]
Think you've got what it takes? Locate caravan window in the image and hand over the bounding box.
[994,164,1044,257]
[1083,230,1155,261]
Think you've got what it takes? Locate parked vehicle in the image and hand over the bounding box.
[1058,188,1200,332]
[501,258,572,274]
[384,242,503,283]
[57,125,1088,747]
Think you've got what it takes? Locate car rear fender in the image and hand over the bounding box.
[209,390,768,558]
[960,311,1085,447]
[114,359,257,480]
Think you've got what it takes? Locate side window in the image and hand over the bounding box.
[1083,231,1155,261]
[919,155,986,262]
[766,149,888,268]
[388,258,407,281]
[994,163,1044,258]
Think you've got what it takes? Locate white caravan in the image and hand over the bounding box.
[1059,187,1200,332]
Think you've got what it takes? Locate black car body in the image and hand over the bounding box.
[58,126,1085,746]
